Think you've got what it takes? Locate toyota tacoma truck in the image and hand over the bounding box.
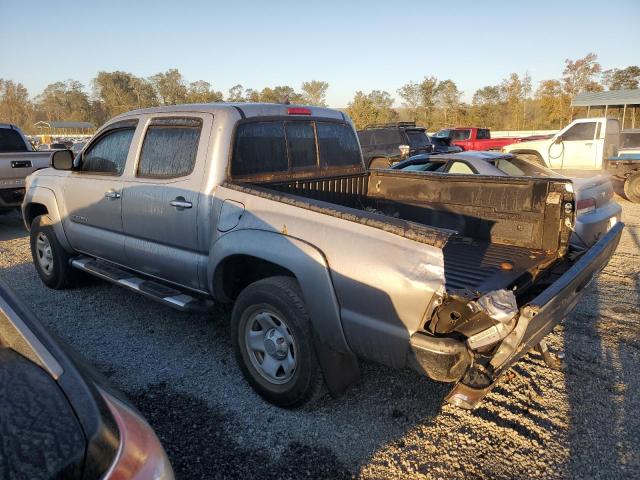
[0,123,52,211]
[22,103,623,410]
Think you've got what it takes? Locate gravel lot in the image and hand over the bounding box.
[1,198,638,480]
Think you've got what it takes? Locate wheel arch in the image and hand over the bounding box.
[22,187,73,252]
[209,229,359,395]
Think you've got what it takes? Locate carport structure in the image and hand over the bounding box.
[33,120,94,135]
[571,89,640,129]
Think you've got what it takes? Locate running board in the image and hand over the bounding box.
[70,256,212,312]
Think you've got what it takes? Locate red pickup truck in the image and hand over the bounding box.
[432,127,527,151]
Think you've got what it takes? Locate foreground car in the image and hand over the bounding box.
[0,279,173,479]
[394,151,622,247]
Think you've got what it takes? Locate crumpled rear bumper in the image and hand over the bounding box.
[410,222,624,408]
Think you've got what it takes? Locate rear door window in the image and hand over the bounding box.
[137,117,202,178]
[373,129,403,145]
[476,129,490,140]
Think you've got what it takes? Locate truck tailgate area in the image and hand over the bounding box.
[442,238,556,293]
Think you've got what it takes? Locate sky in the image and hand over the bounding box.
[2,0,639,107]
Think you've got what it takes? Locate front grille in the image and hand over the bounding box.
[0,188,25,204]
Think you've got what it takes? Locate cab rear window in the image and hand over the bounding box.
[231,120,361,177]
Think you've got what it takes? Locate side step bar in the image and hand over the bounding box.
[71,256,213,312]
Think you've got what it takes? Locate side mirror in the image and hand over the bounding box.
[399,144,410,159]
[554,135,563,145]
[51,149,74,170]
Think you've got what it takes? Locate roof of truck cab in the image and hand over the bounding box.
[118,103,346,120]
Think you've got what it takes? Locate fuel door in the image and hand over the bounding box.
[217,199,245,232]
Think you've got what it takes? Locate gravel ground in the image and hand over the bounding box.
[0,199,638,480]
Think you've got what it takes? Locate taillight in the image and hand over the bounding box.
[101,390,174,480]
[576,198,596,214]
[287,107,311,115]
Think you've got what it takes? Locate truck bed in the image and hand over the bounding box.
[233,169,573,297]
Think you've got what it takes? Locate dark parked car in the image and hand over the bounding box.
[357,122,435,168]
[0,279,173,480]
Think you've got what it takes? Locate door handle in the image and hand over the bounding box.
[104,190,121,199]
[170,198,192,209]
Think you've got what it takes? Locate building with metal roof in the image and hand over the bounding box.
[571,89,640,129]
[33,121,95,133]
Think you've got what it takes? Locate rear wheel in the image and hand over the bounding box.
[30,215,76,289]
[231,276,324,408]
[623,173,640,203]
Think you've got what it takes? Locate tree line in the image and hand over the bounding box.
[1,53,638,134]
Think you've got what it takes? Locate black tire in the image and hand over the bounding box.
[623,173,640,203]
[369,157,390,169]
[231,276,324,408]
[30,215,76,289]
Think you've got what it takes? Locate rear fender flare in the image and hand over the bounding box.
[208,229,350,355]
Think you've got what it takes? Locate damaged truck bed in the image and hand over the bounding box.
[237,162,621,407]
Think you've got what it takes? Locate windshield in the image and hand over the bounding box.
[405,130,430,149]
[433,129,450,138]
[493,156,556,177]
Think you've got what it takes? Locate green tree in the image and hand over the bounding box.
[227,84,246,102]
[301,80,329,106]
[500,73,531,129]
[471,85,504,128]
[346,90,396,129]
[435,79,462,126]
[0,79,33,129]
[534,79,566,128]
[186,80,223,103]
[149,68,188,105]
[257,86,303,104]
[562,53,603,98]
[398,76,439,126]
[36,80,91,122]
[92,71,158,117]
[603,66,640,90]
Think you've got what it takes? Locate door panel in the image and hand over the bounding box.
[554,121,598,170]
[63,176,126,263]
[62,123,138,263]
[122,114,212,289]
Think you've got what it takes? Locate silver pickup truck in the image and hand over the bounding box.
[0,123,51,211]
[22,104,623,409]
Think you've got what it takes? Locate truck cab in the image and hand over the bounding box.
[505,118,620,172]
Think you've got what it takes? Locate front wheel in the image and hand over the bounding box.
[30,215,76,289]
[623,173,640,203]
[231,276,324,408]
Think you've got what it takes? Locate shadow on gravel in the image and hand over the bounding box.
[128,382,353,480]
[563,228,640,478]
[0,210,27,242]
